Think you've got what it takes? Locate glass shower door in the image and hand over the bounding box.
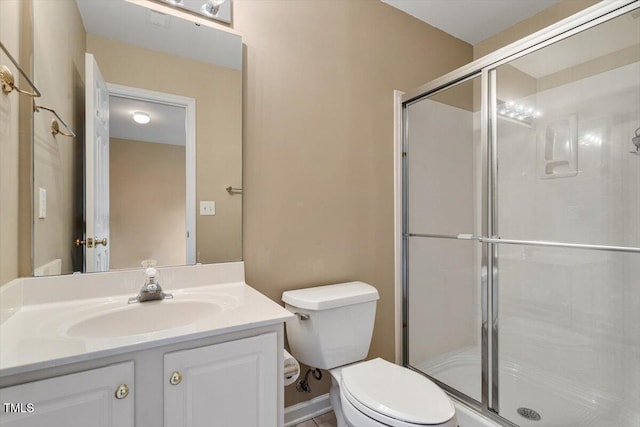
[492,9,640,426]
[405,76,484,403]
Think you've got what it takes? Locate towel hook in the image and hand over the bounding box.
[50,119,74,137]
[0,41,41,98]
[0,66,39,97]
[33,103,76,137]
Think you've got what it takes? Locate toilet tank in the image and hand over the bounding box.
[282,282,379,370]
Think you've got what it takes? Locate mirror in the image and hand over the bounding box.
[31,0,242,276]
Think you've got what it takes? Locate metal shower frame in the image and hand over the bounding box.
[399,1,640,425]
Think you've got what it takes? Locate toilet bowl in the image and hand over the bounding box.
[330,359,457,427]
[282,282,456,427]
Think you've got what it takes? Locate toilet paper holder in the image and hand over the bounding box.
[284,364,298,377]
[283,349,300,386]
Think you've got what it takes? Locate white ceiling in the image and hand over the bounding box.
[109,96,186,146]
[381,0,563,45]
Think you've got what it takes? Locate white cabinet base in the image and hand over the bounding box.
[1,326,285,427]
[164,333,278,427]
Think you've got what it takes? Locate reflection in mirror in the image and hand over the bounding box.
[152,0,233,25]
[107,88,194,271]
[32,0,242,276]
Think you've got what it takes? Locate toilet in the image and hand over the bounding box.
[282,282,457,427]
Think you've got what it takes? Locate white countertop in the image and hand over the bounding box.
[0,263,294,377]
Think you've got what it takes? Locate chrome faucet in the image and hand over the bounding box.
[128,260,173,304]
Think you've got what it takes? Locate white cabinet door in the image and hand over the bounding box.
[164,333,278,427]
[0,362,133,427]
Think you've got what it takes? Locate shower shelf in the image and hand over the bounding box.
[537,115,578,179]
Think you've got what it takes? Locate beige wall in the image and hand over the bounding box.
[536,41,640,92]
[0,0,33,284]
[32,0,86,275]
[233,0,472,405]
[86,35,242,265]
[496,64,537,103]
[110,138,186,270]
[474,0,599,59]
[0,1,22,285]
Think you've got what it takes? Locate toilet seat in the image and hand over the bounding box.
[341,385,430,427]
[340,358,455,426]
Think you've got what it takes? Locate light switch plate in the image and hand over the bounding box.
[38,188,47,219]
[200,201,215,216]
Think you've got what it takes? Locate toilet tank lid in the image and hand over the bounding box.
[282,282,379,310]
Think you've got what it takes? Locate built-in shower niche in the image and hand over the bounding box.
[537,115,578,178]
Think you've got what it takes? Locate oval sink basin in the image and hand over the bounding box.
[67,300,221,338]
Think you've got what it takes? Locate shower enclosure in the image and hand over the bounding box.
[400,1,640,426]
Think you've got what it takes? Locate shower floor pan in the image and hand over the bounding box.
[415,348,639,427]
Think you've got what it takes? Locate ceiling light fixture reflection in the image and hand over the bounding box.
[133,112,151,124]
[159,0,230,24]
[200,0,226,17]
[497,100,541,127]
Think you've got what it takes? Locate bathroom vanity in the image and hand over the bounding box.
[0,263,293,427]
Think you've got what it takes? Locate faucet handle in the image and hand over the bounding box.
[144,266,158,280]
[142,259,159,283]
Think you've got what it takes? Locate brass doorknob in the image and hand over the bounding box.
[73,237,107,248]
[169,371,183,385]
[74,239,87,247]
[114,384,129,399]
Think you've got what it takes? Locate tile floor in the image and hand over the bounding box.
[293,411,337,427]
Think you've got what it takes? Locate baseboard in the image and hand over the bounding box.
[284,393,332,427]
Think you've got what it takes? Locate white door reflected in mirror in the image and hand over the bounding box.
[84,53,110,273]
